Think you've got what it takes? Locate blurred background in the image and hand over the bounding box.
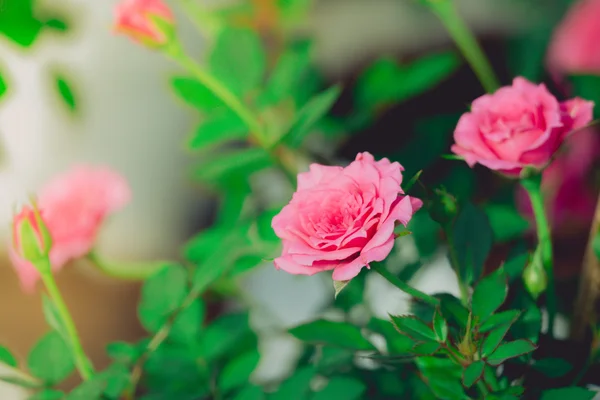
[0,0,593,397]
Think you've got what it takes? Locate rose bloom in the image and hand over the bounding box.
[451,77,593,176]
[115,0,174,46]
[516,128,599,228]
[10,166,131,292]
[547,0,600,76]
[271,152,422,281]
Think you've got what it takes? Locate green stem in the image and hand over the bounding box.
[372,263,439,307]
[37,258,94,381]
[426,0,500,93]
[521,174,557,338]
[477,380,490,399]
[167,46,267,146]
[166,44,299,184]
[445,231,470,307]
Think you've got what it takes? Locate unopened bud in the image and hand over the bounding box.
[522,249,547,299]
[12,204,52,265]
[427,187,459,227]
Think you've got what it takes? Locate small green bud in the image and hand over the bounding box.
[427,187,459,227]
[522,248,547,299]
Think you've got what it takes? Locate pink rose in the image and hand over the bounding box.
[10,166,131,292]
[547,0,600,76]
[451,77,594,176]
[271,152,423,281]
[115,0,174,47]
[516,128,599,228]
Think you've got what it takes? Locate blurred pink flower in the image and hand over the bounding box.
[451,77,594,176]
[516,128,599,228]
[547,0,600,76]
[114,0,174,47]
[272,152,422,281]
[10,166,131,292]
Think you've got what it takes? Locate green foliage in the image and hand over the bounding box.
[0,345,17,367]
[289,319,375,351]
[209,28,266,96]
[53,73,77,112]
[486,339,536,366]
[0,70,7,100]
[390,315,437,342]
[27,331,74,384]
[452,202,494,285]
[541,387,596,400]
[171,76,223,111]
[29,390,64,400]
[0,0,43,47]
[356,52,461,110]
[485,204,530,243]
[433,309,448,343]
[138,265,188,333]
[462,360,484,388]
[282,85,341,147]
[532,358,573,378]
[188,110,247,149]
[312,377,366,400]
[218,350,260,393]
[471,269,508,323]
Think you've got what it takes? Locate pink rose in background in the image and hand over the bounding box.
[10,166,131,292]
[451,77,594,176]
[115,0,174,47]
[516,128,600,228]
[547,0,600,76]
[271,152,422,281]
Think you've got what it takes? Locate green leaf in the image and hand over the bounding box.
[27,331,74,384]
[138,265,187,333]
[106,341,141,364]
[486,339,536,365]
[532,358,573,378]
[0,345,17,367]
[390,315,437,342]
[417,357,466,400]
[511,292,542,343]
[289,319,375,351]
[283,85,341,147]
[233,385,265,400]
[171,76,222,110]
[412,341,440,355]
[481,322,512,357]
[462,361,484,388]
[452,203,493,285]
[188,110,247,149]
[210,28,266,96]
[0,71,8,99]
[333,280,350,299]
[200,313,255,362]
[194,147,272,187]
[54,73,77,112]
[65,376,106,400]
[29,390,64,400]
[218,350,260,393]
[433,308,448,342]
[44,17,69,32]
[170,298,204,344]
[263,42,313,104]
[271,367,315,400]
[367,318,415,355]
[541,387,596,400]
[485,204,529,243]
[439,293,469,330]
[0,0,43,47]
[311,377,366,400]
[479,310,521,333]
[356,52,460,109]
[472,270,508,323]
